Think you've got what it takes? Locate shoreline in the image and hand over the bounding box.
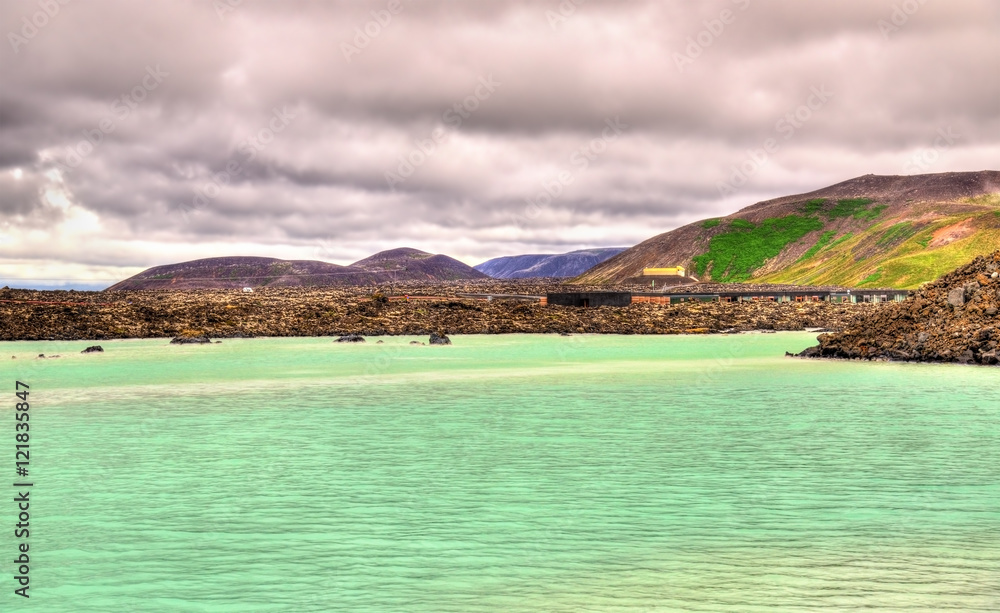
[1,329,824,344]
[797,251,1000,366]
[0,284,880,341]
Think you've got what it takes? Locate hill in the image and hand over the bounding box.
[574,171,1000,289]
[350,248,488,281]
[475,248,626,278]
[105,256,382,290]
[106,248,485,290]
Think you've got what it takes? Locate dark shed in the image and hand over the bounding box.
[546,292,632,307]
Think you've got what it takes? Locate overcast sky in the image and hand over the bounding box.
[1,0,998,288]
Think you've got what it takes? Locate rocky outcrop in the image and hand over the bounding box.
[170,335,212,344]
[335,334,365,343]
[799,251,1000,365]
[81,345,104,353]
[429,332,452,345]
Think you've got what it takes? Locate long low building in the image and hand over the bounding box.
[545,291,634,308]
[548,287,910,306]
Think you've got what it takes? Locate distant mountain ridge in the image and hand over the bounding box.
[106,248,486,290]
[575,171,1000,289]
[475,248,627,279]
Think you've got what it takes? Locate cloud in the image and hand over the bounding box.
[0,0,997,287]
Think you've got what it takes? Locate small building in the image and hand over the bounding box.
[668,294,719,304]
[546,292,632,308]
[632,287,909,304]
[643,266,686,277]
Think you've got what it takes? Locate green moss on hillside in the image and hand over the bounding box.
[855,205,887,221]
[858,269,883,286]
[827,232,854,249]
[692,215,825,282]
[876,222,918,246]
[702,219,721,229]
[798,231,837,262]
[801,199,827,214]
[826,198,874,219]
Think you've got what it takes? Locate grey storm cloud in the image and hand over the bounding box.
[1,0,998,286]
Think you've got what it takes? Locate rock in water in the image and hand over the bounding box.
[170,335,212,344]
[335,334,366,343]
[798,250,1000,365]
[429,332,452,345]
[81,345,104,353]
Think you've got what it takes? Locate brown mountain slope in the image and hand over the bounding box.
[105,256,386,290]
[574,171,1000,288]
[106,248,486,291]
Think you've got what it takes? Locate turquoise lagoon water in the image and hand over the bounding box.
[0,333,998,612]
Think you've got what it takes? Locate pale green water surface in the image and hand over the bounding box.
[0,333,997,612]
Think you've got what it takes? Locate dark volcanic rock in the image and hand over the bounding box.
[335,334,366,343]
[429,332,452,345]
[81,345,104,353]
[799,250,1000,365]
[1,279,889,340]
[170,335,212,344]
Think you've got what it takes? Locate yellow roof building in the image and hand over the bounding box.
[642,266,685,276]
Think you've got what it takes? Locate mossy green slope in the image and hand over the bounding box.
[573,172,1000,287]
[757,201,1000,288]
